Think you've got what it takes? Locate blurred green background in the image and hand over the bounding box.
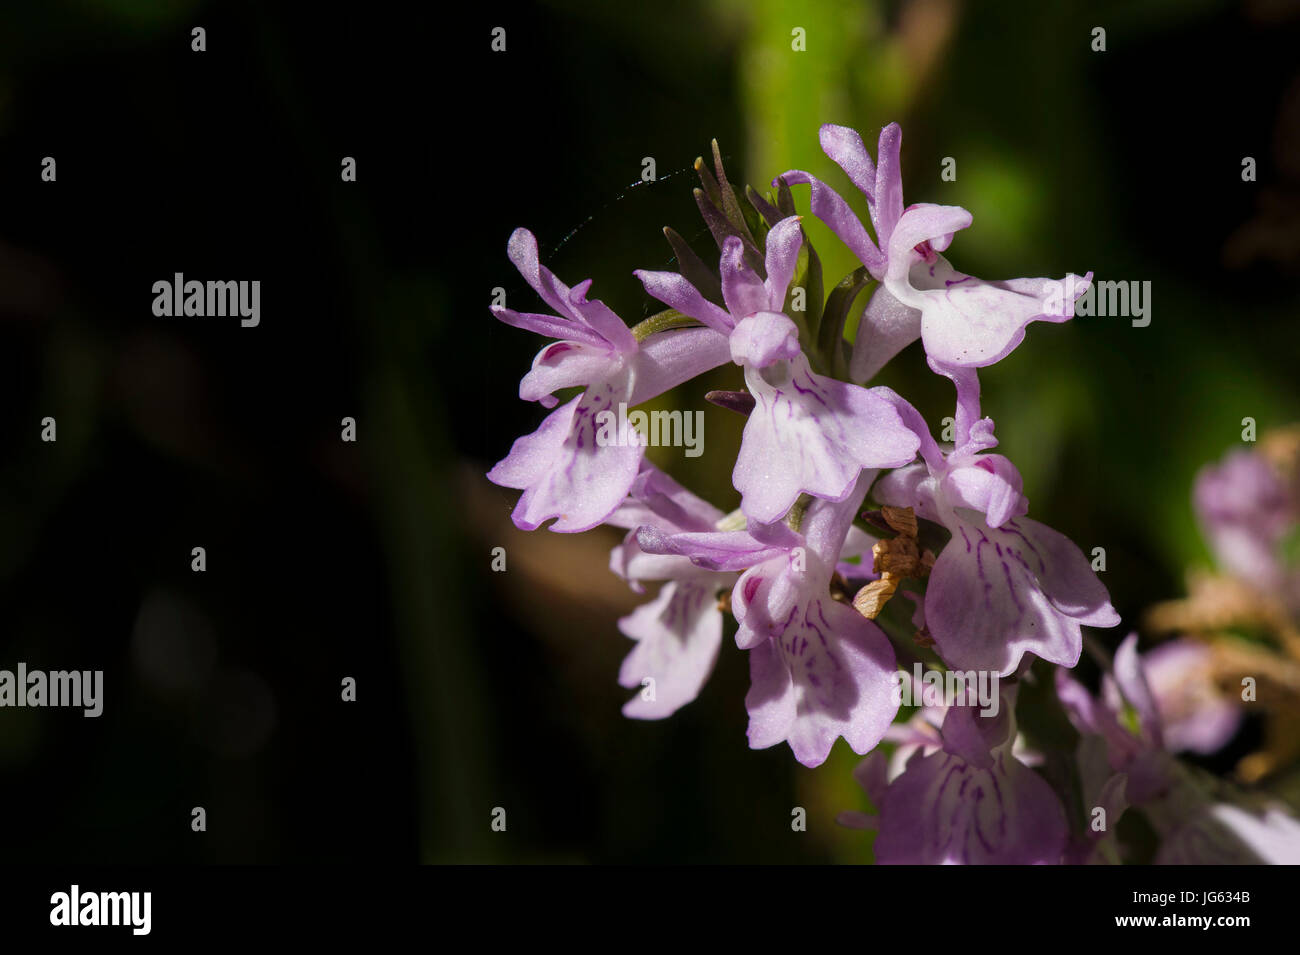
[1,0,1297,862]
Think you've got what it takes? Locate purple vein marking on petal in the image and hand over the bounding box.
[973,531,993,610]
[935,760,963,858]
[789,375,832,410]
[999,521,1047,574]
[1002,560,1025,616]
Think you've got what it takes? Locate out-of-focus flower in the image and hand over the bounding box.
[1130,639,1241,755]
[1195,447,1297,598]
[1156,804,1300,865]
[1058,633,1300,864]
[1145,431,1300,782]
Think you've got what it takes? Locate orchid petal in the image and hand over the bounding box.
[618,579,725,719]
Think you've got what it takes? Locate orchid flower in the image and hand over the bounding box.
[1058,633,1298,864]
[636,217,919,524]
[844,685,1069,864]
[638,472,899,767]
[874,364,1119,673]
[481,123,1296,866]
[606,466,735,719]
[488,228,731,532]
[781,123,1091,380]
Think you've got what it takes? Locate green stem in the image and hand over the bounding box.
[631,308,703,342]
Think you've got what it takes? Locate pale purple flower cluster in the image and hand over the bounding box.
[484,123,1297,863]
[1056,634,1300,864]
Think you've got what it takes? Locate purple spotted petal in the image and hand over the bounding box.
[925,516,1119,674]
[488,383,643,533]
[875,748,1068,864]
[618,578,726,719]
[519,340,623,407]
[733,337,919,524]
[884,208,1091,367]
[744,596,899,767]
[495,322,726,535]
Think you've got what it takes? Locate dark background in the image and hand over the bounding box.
[0,0,1297,863]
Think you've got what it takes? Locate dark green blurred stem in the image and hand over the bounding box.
[251,9,495,862]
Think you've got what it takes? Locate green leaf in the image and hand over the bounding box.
[694,188,765,276]
[745,185,784,228]
[819,267,872,378]
[710,139,758,248]
[662,226,723,304]
[788,228,824,336]
[775,175,797,218]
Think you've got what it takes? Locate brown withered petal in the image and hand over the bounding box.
[853,576,899,620]
[880,505,918,538]
[873,537,921,577]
